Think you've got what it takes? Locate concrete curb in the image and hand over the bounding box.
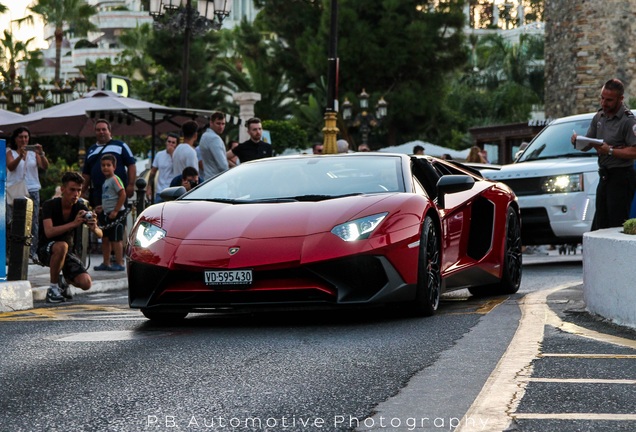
[31,277,128,301]
[583,228,636,330]
[0,280,34,312]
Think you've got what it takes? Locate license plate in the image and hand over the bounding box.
[204,269,253,286]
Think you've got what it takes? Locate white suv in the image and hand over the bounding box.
[483,113,598,245]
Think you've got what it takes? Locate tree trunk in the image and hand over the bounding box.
[55,26,63,83]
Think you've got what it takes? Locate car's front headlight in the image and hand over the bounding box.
[331,213,388,242]
[541,174,584,193]
[134,221,166,248]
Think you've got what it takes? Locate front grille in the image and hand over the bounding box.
[498,177,543,196]
[132,255,392,308]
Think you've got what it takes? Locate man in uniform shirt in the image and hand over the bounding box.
[572,78,636,229]
[227,117,272,163]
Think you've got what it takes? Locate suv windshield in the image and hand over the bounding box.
[518,117,598,162]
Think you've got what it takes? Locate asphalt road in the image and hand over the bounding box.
[1,255,635,432]
[1,302,488,431]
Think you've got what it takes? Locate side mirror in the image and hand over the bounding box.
[159,186,187,202]
[436,175,475,209]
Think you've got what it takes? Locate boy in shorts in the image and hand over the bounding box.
[94,154,127,271]
[38,171,103,303]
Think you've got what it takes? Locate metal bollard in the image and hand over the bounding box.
[135,177,147,216]
[7,197,33,281]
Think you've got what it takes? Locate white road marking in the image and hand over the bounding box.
[541,353,636,359]
[514,413,636,421]
[53,330,173,342]
[524,377,636,384]
[454,283,636,432]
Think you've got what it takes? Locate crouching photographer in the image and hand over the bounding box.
[38,171,103,303]
[169,166,204,191]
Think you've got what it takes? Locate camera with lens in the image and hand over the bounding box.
[85,211,94,220]
[188,180,197,189]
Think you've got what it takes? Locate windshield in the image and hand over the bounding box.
[185,155,405,202]
[517,117,598,162]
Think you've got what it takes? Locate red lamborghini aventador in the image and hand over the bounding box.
[127,153,521,321]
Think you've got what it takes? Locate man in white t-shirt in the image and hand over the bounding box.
[172,120,199,175]
[147,132,178,203]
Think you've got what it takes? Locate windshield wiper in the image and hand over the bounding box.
[559,152,598,157]
[292,193,364,201]
[201,198,252,204]
[249,198,299,203]
[202,193,364,204]
[522,152,597,162]
[248,193,364,203]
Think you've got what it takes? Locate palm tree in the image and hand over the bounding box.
[0,30,35,84]
[15,0,97,83]
[0,3,8,14]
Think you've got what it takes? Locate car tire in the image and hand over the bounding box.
[141,309,188,322]
[411,215,441,317]
[469,206,522,297]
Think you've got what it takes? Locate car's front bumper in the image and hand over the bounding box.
[128,254,416,312]
[517,191,595,244]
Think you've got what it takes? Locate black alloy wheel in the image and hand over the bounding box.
[469,206,522,296]
[411,215,441,317]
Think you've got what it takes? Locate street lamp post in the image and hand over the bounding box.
[342,89,388,148]
[322,0,339,154]
[149,0,233,108]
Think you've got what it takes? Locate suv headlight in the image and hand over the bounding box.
[331,213,388,242]
[541,174,584,193]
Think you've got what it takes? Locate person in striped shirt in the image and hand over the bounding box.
[94,154,127,272]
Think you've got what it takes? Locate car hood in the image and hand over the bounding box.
[484,157,598,181]
[153,195,398,241]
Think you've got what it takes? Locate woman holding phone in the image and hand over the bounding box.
[6,126,49,261]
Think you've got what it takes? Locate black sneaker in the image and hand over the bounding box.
[58,274,73,300]
[46,286,65,303]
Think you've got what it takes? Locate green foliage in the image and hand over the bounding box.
[1,30,36,84]
[39,157,81,201]
[624,219,636,235]
[144,22,230,109]
[2,1,547,158]
[253,0,323,95]
[256,0,468,147]
[126,136,152,161]
[442,32,545,148]
[294,93,327,145]
[262,120,309,155]
[525,0,544,22]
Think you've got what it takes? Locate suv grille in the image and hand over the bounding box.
[497,177,543,196]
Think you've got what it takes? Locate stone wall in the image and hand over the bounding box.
[545,0,636,118]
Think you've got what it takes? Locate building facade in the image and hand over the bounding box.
[544,0,636,118]
[37,0,259,83]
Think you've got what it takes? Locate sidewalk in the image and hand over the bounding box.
[28,254,128,301]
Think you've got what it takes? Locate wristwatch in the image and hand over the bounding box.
[609,146,614,156]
